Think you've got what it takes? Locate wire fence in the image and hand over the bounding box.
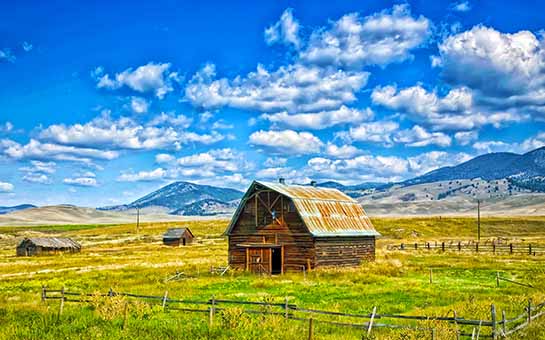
[389,241,545,256]
[42,286,545,339]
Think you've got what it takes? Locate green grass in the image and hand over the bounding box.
[1,217,545,339]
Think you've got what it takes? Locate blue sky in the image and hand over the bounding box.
[1,0,545,207]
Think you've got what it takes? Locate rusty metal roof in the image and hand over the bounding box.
[226,181,379,237]
[18,237,81,249]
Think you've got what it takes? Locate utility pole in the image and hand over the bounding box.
[136,206,140,234]
[477,199,481,242]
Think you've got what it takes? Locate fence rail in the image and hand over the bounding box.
[391,241,545,256]
[41,287,545,339]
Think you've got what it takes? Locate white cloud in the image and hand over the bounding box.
[22,41,33,52]
[0,122,13,133]
[450,1,471,12]
[211,120,234,129]
[96,62,177,99]
[185,63,368,114]
[38,113,219,152]
[264,157,287,167]
[117,168,166,182]
[261,105,373,129]
[0,49,15,63]
[0,181,14,192]
[472,133,545,154]
[0,138,118,163]
[264,8,301,48]
[436,26,545,118]
[300,4,431,68]
[130,97,149,114]
[249,130,323,155]
[63,177,98,187]
[454,131,478,145]
[19,160,56,174]
[337,121,399,145]
[324,143,362,159]
[155,153,175,163]
[372,85,524,130]
[23,173,51,184]
[406,151,472,175]
[393,125,452,147]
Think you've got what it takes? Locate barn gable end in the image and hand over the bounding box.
[225,180,379,274]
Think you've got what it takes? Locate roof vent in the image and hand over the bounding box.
[278,177,285,184]
[310,180,317,187]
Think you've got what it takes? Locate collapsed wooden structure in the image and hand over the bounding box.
[225,179,379,274]
[163,228,194,246]
[16,237,81,256]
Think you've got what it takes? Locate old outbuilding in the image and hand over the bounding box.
[16,237,81,256]
[163,227,194,246]
[225,180,380,274]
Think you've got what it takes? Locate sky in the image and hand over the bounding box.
[1,0,545,207]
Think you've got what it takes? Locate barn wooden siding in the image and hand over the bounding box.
[226,180,380,274]
[163,228,194,246]
[16,237,81,256]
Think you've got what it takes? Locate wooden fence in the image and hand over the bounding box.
[391,241,545,256]
[42,287,545,339]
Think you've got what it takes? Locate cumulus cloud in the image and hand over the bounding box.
[264,8,301,48]
[249,130,323,155]
[393,125,452,147]
[38,113,220,152]
[95,62,178,99]
[0,181,14,192]
[0,49,15,63]
[19,160,56,184]
[130,97,149,114]
[0,122,14,133]
[264,157,287,167]
[22,41,33,52]
[473,133,545,154]
[186,63,368,114]
[117,168,166,182]
[434,26,545,120]
[300,4,431,68]
[337,121,399,145]
[324,143,362,159]
[450,1,471,12]
[0,138,118,163]
[372,85,524,130]
[261,105,373,129]
[454,131,478,145]
[63,176,98,187]
[155,153,175,163]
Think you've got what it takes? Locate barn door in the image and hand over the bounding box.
[247,248,271,274]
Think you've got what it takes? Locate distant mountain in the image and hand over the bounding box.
[170,198,239,216]
[0,204,36,215]
[404,147,545,187]
[100,181,243,215]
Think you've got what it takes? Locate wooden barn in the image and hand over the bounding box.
[163,228,194,246]
[225,179,379,274]
[16,237,81,256]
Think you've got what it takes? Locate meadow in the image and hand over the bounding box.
[1,216,545,339]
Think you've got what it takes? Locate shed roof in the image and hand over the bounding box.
[19,237,81,249]
[163,227,193,239]
[226,181,379,237]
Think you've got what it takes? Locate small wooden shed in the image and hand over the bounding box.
[225,180,380,274]
[163,228,194,246]
[16,237,81,256]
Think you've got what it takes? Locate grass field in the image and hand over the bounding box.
[1,217,545,339]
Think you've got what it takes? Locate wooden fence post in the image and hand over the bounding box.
[529,244,532,255]
[308,317,314,340]
[501,310,506,336]
[429,268,433,284]
[442,242,445,252]
[427,242,430,250]
[493,243,496,254]
[367,306,377,336]
[527,299,532,324]
[496,272,500,288]
[162,291,168,311]
[491,304,497,340]
[41,285,46,302]
[209,295,215,326]
[122,301,129,330]
[476,242,479,253]
[458,242,461,251]
[510,243,513,254]
[415,243,418,250]
[58,286,65,319]
[284,296,289,319]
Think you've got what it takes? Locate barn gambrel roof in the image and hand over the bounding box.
[225,180,380,237]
